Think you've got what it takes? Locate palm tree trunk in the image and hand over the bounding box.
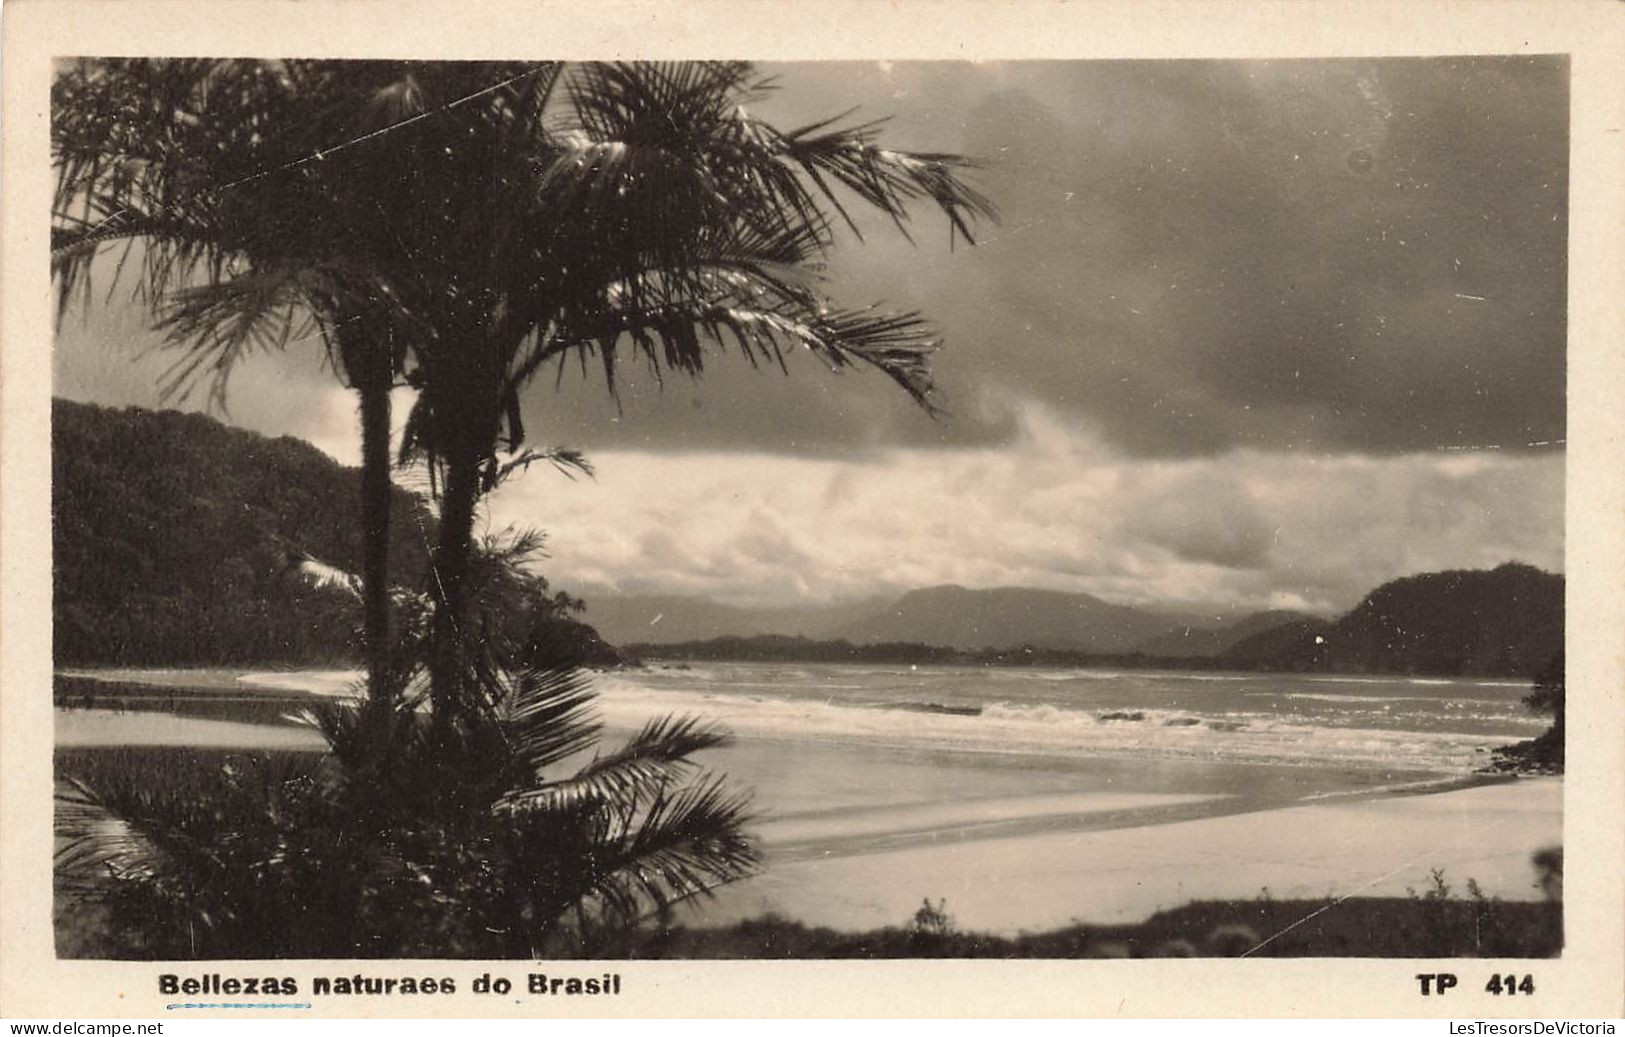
[428,445,483,730]
[337,321,398,707]
[357,364,394,705]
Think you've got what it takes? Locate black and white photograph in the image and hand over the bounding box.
[4,0,1623,1021]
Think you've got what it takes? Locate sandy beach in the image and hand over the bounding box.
[693,776,1562,934]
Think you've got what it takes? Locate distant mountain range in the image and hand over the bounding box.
[834,587,1320,658]
[624,564,1562,678]
[1138,609,1316,659]
[572,592,888,645]
[53,399,1564,677]
[837,585,1190,653]
[598,565,1562,677]
[581,586,1299,656]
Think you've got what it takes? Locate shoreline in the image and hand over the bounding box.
[754,768,1527,864]
[52,666,1562,938]
[55,703,1560,934]
[688,775,1562,934]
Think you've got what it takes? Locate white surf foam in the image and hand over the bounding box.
[590,673,1512,774]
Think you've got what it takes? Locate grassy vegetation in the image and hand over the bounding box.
[583,884,1561,959]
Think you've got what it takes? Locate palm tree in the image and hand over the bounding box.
[49,58,990,956]
[53,59,996,730]
[50,58,474,702]
[363,61,995,724]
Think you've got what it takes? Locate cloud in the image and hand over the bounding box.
[53,266,1563,616]
[486,405,1564,613]
[495,57,1568,460]
[54,58,1566,465]
[1121,472,1272,570]
[928,57,1569,459]
[53,273,353,450]
[46,59,1567,618]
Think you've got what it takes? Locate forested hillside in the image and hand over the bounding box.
[1221,563,1563,677]
[53,399,436,665]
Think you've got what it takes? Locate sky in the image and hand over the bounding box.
[53,57,1568,614]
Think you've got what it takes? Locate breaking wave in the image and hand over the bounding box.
[588,673,1521,775]
[238,663,1545,777]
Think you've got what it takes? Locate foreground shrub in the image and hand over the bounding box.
[56,640,757,959]
[1490,652,1564,774]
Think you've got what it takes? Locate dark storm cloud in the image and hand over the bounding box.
[58,58,1567,461]
[513,57,1566,458]
[946,57,1567,458]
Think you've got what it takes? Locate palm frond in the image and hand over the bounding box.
[554,61,992,252]
[54,757,307,903]
[284,550,365,602]
[486,447,595,491]
[542,64,833,268]
[295,690,433,810]
[50,58,476,403]
[583,773,759,923]
[282,547,429,629]
[465,61,990,441]
[496,659,603,776]
[503,243,826,396]
[779,119,997,247]
[496,714,730,813]
[543,296,942,414]
[54,777,168,890]
[500,62,567,152]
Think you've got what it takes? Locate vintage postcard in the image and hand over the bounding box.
[3,0,1622,1020]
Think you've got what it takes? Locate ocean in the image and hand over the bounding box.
[579,662,1544,773]
[55,662,1562,927]
[238,662,1543,769]
[227,662,1550,842]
